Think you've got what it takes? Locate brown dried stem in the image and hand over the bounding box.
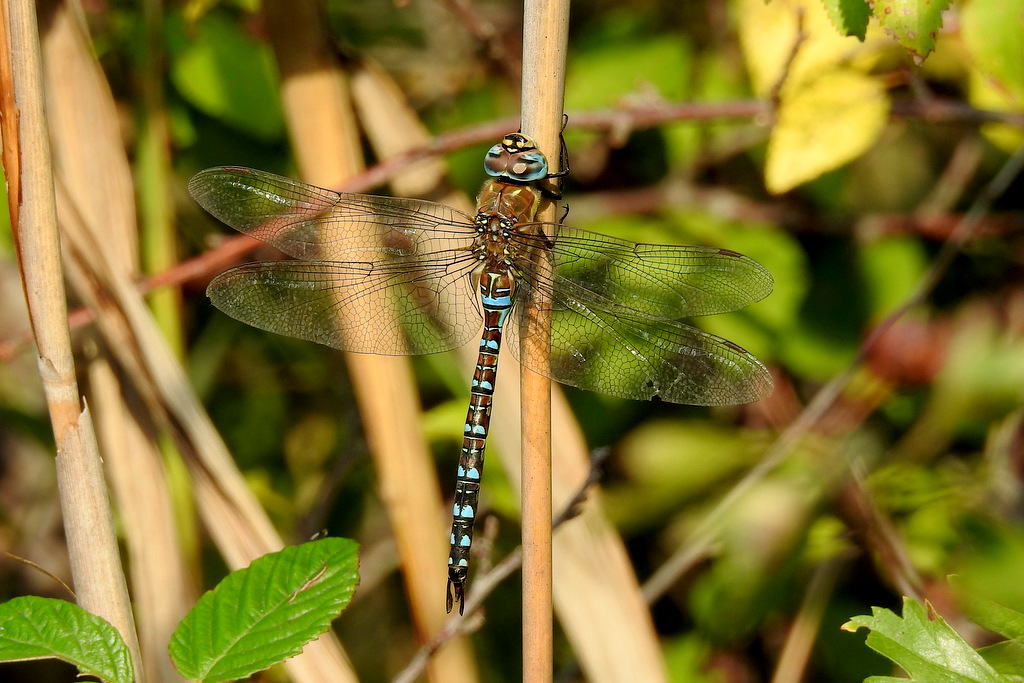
[1,0,142,676]
[262,1,476,681]
[518,2,569,681]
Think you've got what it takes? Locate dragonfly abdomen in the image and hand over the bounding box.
[447,270,515,615]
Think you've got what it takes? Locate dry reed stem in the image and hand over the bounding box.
[348,58,481,681]
[3,0,142,676]
[88,361,188,683]
[57,176,357,683]
[518,4,666,683]
[518,1,569,679]
[491,379,670,681]
[226,6,368,681]
[40,2,187,680]
[262,1,469,681]
[53,173,250,683]
[771,554,849,683]
[489,3,669,681]
[41,2,354,678]
[45,58,355,683]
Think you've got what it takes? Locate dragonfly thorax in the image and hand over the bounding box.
[471,213,519,265]
[476,178,544,225]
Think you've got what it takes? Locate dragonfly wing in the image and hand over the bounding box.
[507,295,772,405]
[207,260,481,355]
[512,224,773,318]
[190,167,477,262]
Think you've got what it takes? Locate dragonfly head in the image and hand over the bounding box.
[484,132,550,183]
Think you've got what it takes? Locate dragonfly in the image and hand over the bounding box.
[190,131,774,615]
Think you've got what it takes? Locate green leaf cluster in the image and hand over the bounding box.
[0,540,358,683]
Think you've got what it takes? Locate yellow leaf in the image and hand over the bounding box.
[736,0,878,96]
[969,72,1024,153]
[765,69,890,194]
[962,0,1024,153]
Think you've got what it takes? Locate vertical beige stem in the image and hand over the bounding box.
[3,0,142,678]
[519,1,570,681]
[262,2,477,682]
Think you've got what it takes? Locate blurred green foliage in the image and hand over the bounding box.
[1,0,1023,682]
[167,11,286,142]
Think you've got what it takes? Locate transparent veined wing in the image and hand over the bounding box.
[192,167,485,354]
[504,223,773,405]
[507,296,772,405]
[509,223,773,319]
[189,166,479,264]
[206,259,484,356]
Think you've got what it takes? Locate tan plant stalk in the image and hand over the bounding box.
[518,1,570,680]
[455,3,668,682]
[39,2,189,680]
[348,58,482,681]
[1,0,143,677]
[261,1,476,682]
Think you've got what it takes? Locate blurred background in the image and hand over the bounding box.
[1,0,1023,681]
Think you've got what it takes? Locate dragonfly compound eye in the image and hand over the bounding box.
[505,150,549,182]
[484,133,550,182]
[483,143,509,178]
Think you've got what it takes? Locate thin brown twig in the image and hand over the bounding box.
[836,468,924,598]
[4,552,76,599]
[919,132,984,214]
[767,7,807,102]
[770,552,853,683]
[343,97,1024,195]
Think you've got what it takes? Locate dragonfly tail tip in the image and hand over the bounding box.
[446,578,465,615]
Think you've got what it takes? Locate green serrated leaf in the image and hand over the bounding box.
[820,0,871,39]
[765,69,889,193]
[842,597,1004,682]
[170,538,359,683]
[871,0,951,64]
[0,596,133,683]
